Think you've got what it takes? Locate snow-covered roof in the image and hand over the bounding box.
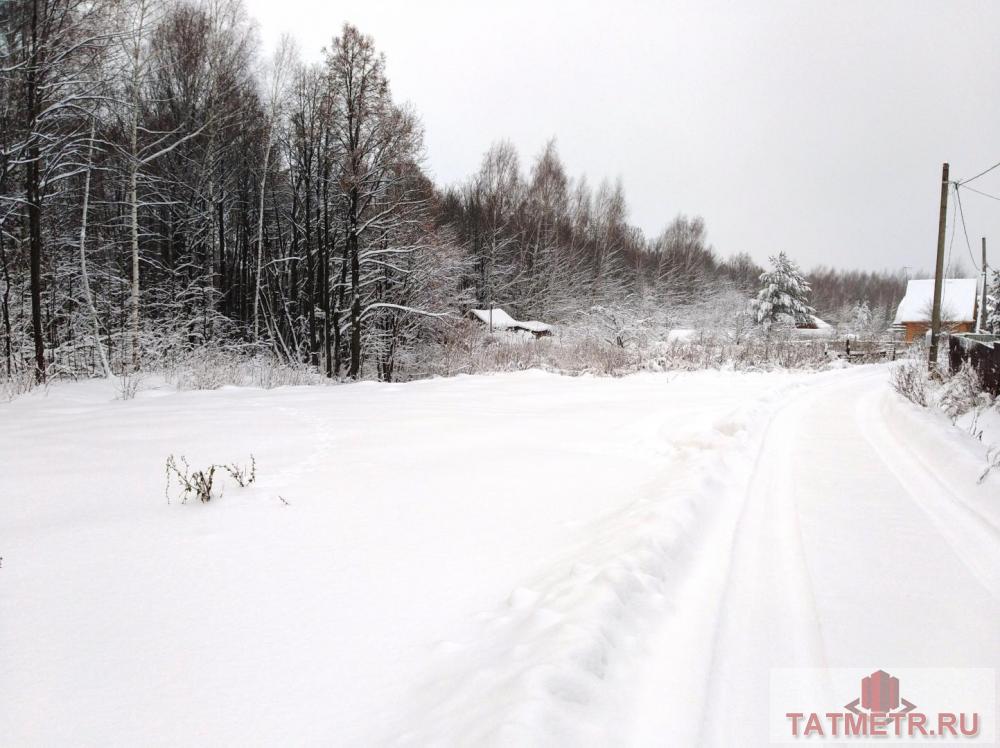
[514,320,553,333]
[893,279,979,323]
[468,308,553,333]
[469,308,518,329]
[795,315,831,329]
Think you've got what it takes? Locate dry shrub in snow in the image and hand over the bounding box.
[937,363,988,419]
[648,338,832,372]
[890,358,928,407]
[165,454,257,503]
[166,456,217,503]
[408,322,834,380]
[166,350,325,391]
[406,323,640,378]
[934,363,997,445]
[116,369,144,400]
[891,357,997,450]
[224,455,257,487]
[0,368,39,402]
[889,356,1000,483]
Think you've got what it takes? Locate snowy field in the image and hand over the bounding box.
[2,367,998,745]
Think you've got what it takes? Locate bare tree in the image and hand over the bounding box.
[325,24,426,378]
[252,35,294,340]
[4,0,108,380]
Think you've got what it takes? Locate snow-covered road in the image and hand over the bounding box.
[1,367,997,745]
[631,367,1000,745]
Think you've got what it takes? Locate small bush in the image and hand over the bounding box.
[890,358,928,407]
[404,323,837,380]
[116,369,144,400]
[166,351,325,391]
[0,368,42,402]
[222,455,256,487]
[165,455,217,503]
[938,364,987,419]
[165,453,256,504]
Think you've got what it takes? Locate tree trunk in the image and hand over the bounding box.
[77,119,111,377]
[26,0,45,381]
[0,232,13,378]
[253,136,271,339]
[347,187,361,378]
[128,157,140,369]
[321,159,332,377]
[127,0,147,371]
[333,233,348,377]
[27,151,44,381]
[304,168,317,365]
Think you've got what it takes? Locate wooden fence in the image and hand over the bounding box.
[948,333,1000,396]
[840,339,899,362]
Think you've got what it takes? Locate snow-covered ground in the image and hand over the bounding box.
[2,367,997,745]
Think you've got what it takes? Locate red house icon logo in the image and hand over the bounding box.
[862,670,899,713]
[846,670,916,716]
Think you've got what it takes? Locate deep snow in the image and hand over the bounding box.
[1,367,997,745]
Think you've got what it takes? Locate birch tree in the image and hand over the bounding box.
[76,116,110,376]
[119,0,152,369]
[252,36,294,340]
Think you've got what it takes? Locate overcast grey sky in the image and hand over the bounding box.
[244,0,1000,275]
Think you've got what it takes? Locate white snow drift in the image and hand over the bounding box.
[1,367,997,745]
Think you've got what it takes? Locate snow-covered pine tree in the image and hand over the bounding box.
[986,268,1000,334]
[750,252,815,330]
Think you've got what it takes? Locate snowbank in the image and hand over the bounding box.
[0,369,804,745]
[4,366,996,744]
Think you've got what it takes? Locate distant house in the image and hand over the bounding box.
[795,315,832,331]
[893,278,980,343]
[468,308,553,337]
[791,314,833,339]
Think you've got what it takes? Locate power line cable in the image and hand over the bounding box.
[945,187,957,276]
[958,183,1000,202]
[958,159,1000,186]
[953,184,980,272]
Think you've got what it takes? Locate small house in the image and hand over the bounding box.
[795,315,832,330]
[893,278,980,343]
[468,308,553,337]
[792,314,833,339]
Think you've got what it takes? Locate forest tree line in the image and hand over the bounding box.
[1,0,911,384]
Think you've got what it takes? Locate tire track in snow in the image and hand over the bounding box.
[690,371,880,745]
[687,366,999,746]
[380,374,817,746]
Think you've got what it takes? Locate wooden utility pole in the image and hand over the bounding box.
[929,163,949,372]
[979,237,988,332]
